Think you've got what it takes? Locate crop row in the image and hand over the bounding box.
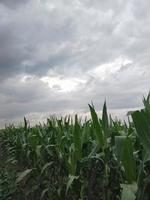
[0,95,150,199]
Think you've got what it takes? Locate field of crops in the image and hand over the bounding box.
[0,95,150,200]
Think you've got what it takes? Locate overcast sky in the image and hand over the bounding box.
[0,0,150,127]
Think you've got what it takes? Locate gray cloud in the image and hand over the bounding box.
[0,0,150,127]
[0,0,31,9]
[0,24,30,80]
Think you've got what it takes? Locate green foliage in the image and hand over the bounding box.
[121,184,136,200]
[132,110,150,154]
[0,170,17,200]
[0,94,150,199]
[16,169,33,184]
[89,104,105,148]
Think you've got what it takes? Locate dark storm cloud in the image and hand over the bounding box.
[0,0,150,127]
[0,0,130,79]
[0,24,30,80]
[0,0,31,9]
[0,1,76,79]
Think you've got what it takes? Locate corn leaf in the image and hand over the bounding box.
[122,137,137,183]
[73,115,82,161]
[16,169,33,184]
[132,110,150,154]
[89,104,104,148]
[102,101,110,138]
[121,184,136,200]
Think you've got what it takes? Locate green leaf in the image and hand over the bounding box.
[102,101,110,137]
[66,175,79,194]
[40,188,49,200]
[16,169,33,184]
[36,145,42,158]
[115,136,126,162]
[24,117,28,130]
[73,115,82,161]
[41,162,53,174]
[122,137,137,183]
[132,110,150,154]
[121,184,137,200]
[89,104,104,148]
[115,136,137,183]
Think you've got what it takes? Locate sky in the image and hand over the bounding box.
[0,0,150,127]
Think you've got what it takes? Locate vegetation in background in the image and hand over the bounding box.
[0,94,150,200]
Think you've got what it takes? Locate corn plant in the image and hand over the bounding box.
[0,95,150,199]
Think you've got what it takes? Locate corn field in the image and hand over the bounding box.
[0,95,150,200]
